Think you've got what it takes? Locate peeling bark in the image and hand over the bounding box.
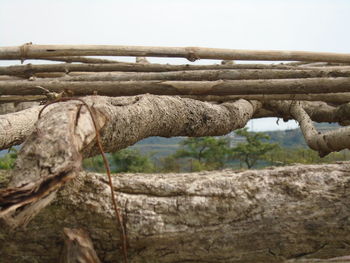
[1,163,350,262]
[60,227,102,263]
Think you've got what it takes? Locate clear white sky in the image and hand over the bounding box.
[1,0,349,131]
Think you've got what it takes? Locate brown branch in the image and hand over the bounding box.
[263,101,350,124]
[2,44,350,62]
[1,77,350,96]
[0,62,302,77]
[271,101,350,156]
[184,93,350,104]
[54,68,350,82]
[36,56,122,64]
[0,95,260,229]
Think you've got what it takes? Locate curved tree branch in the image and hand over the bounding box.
[269,101,350,156]
[0,95,260,228]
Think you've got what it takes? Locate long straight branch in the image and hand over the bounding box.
[55,68,350,82]
[1,77,350,96]
[2,44,350,63]
[0,62,303,77]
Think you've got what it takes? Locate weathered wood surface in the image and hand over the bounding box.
[0,62,304,77]
[1,163,350,262]
[41,69,350,81]
[0,95,259,229]
[2,44,350,63]
[2,77,350,96]
[60,227,102,263]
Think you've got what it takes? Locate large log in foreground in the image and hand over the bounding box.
[1,163,350,263]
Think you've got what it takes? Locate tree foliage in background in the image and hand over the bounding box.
[230,128,278,168]
[110,149,155,173]
[0,148,17,170]
[264,147,350,166]
[83,149,155,173]
[2,132,349,174]
[174,137,230,171]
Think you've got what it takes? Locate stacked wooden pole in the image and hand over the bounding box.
[1,43,350,104]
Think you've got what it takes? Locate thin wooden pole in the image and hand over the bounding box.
[0,62,302,77]
[1,77,350,96]
[1,44,350,63]
[55,69,350,82]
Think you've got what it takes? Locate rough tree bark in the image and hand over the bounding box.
[0,96,349,151]
[1,163,350,262]
[0,95,260,229]
[2,45,350,263]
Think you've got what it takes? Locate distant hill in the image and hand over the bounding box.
[131,136,183,159]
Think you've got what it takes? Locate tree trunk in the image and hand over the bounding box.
[1,163,350,263]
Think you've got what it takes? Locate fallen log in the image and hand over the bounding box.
[1,163,350,262]
[2,44,350,63]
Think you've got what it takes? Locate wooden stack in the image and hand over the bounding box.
[1,43,350,104]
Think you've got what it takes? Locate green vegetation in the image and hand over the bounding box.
[1,123,349,174]
[84,149,156,173]
[0,148,17,170]
[231,128,278,168]
[264,147,350,166]
[174,137,230,170]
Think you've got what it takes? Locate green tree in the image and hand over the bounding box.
[158,155,181,172]
[110,149,155,173]
[231,128,278,168]
[175,137,230,170]
[265,147,350,166]
[83,155,105,173]
[0,148,17,170]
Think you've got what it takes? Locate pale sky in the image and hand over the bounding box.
[1,0,349,131]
